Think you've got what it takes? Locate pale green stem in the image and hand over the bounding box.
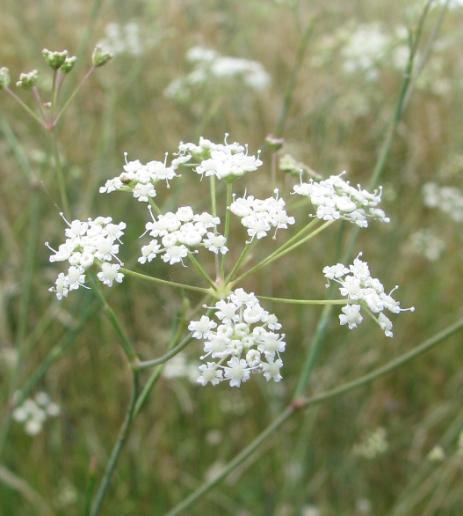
[134,336,193,370]
[89,370,139,516]
[257,296,348,306]
[149,197,161,215]
[188,253,216,289]
[210,176,220,278]
[4,87,44,127]
[220,183,233,278]
[54,66,95,127]
[166,316,463,515]
[226,242,255,283]
[90,281,137,362]
[51,132,70,219]
[233,221,332,285]
[121,267,211,295]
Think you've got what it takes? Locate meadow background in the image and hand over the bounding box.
[0,0,462,514]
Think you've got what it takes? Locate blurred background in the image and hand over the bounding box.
[0,0,462,514]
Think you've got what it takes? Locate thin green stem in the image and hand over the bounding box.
[167,316,463,515]
[54,66,95,127]
[166,407,294,516]
[257,296,348,306]
[89,370,139,516]
[149,197,161,215]
[275,16,317,136]
[220,183,233,278]
[188,253,216,289]
[90,281,138,362]
[210,176,217,217]
[233,221,332,285]
[4,87,45,127]
[134,335,192,370]
[51,132,70,219]
[226,242,255,283]
[121,267,211,295]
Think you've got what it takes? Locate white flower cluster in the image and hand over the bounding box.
[177,135,262,180]
[47,215,125,299]
[353,427,388,459]
[98,21,143,57]
[230,189,295,240]
[323,254,414,337]
[408,229,445,262]
[188,289,285,388]
[100,153,189,203]
[13,392,60,436]
[165,45,270,100]
[423,182,463,223]
[139,206,228,265]
[293,173,390,227]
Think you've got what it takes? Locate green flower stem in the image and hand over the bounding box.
[89,369,139,516]
[220,183,233,278]
[210,176,217,217]
[4,87,45,127]
[51,131,71,219]
[226,242,255,283]
[134,335,192,370]
[166,316,463,515]
[257,296,348,306]
[121,267,211,295]
[54,66,95,127]
[188,253,216,289]
[91,282,138,363]
[149,197,161,215]
[267,219,318,259]
[233,221,332,285]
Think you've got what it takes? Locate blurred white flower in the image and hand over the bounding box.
[13,392,60,436]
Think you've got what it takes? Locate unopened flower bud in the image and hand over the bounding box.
[42,49,69,70]
[0,67,10,89]
[265,134,284,151]
[92,46,112,67]
[61,56,77,74]
[16,70,39,89]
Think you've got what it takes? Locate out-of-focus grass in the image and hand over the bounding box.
[0,0,462,514]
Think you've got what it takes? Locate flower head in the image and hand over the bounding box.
[293,172,389,227]
[139,206,227,265]
[190,289,285,387]
[47,214,126,299]
[230,189,295,241]
[323,254,414,337]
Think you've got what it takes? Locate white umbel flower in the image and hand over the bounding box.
[99,152,187,203]
[177,135,262,181]
[190,289,286,387]
[323,253,414,337]
[293,172,390,228]
[47,214,126,299]
[230,189,295,240]
[13,392,60,436]
[139,206,227,265]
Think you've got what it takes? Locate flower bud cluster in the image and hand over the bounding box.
[13,392,60,436]
[139,206,228,265]
[100,153,189,203]
[189,289,286,388]
[323,254,414,337]
[293,172,389,227]
[42,49,75,71]
[230,189,295,240]
[47,215,126,299]
[16,70,39,89]
[177,135,262,180]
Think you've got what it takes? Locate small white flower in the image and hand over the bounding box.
[97,262,124,287]
[293,172,389,227]
[191,290,285,388]
[47,215,126,299]
[324,254,414,337]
